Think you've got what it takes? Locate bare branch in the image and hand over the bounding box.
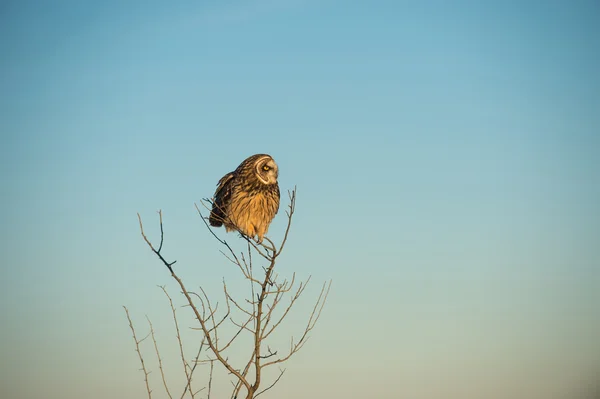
[223,281,253,318]
[258,347,277,359]
[207,360,215,399]
[159,286,193,396]
[137,212,252,393]
[263,275,307,340]
[146,315,172,399]
[137,211,176,273]
[182,337,206,399]
[133,187,331,399]
[159,287,208,399]
[123,306,152,399]
[226,315,255,346]
[254,368,286,398]
[275,188,296,257]
[262,280,332,368]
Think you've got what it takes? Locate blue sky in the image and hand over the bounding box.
[1,1,599,398]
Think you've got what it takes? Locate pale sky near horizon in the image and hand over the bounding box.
[1,1,599,399]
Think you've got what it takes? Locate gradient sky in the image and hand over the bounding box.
[1,1,599,398]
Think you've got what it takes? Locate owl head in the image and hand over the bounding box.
[251,154,278,185]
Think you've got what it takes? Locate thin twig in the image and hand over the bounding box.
[275,188,297,257]
[208,360,215,399]
[147,315,173,399]
[182,336,206,399]
[124,306,153,399]
[159,286,194,397]
[137,212,176,273]
[254,368,286,398]
[263,280,332,368]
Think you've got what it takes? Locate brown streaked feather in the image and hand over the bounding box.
[209,172,234,227]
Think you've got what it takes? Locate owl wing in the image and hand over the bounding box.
[274,184,281,215]
[209,172,235,227]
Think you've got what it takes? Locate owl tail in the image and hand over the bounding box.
[209,205,225,227]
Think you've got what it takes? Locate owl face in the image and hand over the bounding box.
[254,156,278,185]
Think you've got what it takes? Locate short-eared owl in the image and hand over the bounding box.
[209,154,280,243]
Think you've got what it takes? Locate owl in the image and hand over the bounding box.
[209,154,281,243]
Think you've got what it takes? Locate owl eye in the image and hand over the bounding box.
[262,165,270,171]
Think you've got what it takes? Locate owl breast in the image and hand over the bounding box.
[224,186,279,242]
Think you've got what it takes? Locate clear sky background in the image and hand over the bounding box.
[1,1,599,398]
